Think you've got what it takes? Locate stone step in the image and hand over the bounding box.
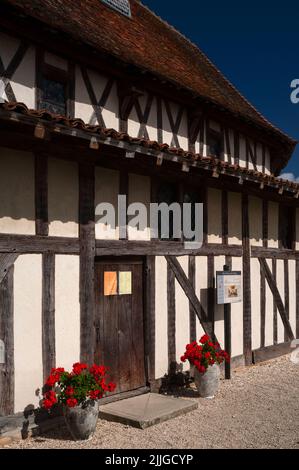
[99,393,198,429]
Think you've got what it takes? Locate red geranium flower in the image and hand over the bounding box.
[200,334,210,344]
[72,362,88,375]
[66,398,78,408]
[107,382,116,392]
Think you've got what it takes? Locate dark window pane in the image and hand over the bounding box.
[157,183,177,239]
[40,78,66,115]
[183,190,198,241]
[280,206,294,250]
[208,133,222,158]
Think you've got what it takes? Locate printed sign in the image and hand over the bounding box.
[216,271,242,304]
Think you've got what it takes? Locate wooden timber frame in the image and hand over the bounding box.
[0,101,298,417]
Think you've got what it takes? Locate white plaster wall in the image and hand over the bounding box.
[255,142,263,173]
[102,81,119,130]
[0,32,35,108]
[195,256,206,340]
[48,158,79,237]
[75,67,118,129]
[128,173,151,241]
[155,256,168,379]
[175,257,190,371]
[276,260,285,343]
[231,257,244,356]
[268,202,279,248]
[289,260,296,337]
[161,100,188,149]
[95,166,119,239]
[214,256,225,349]
[228,191,242,245]
[14,255,43,413]
[249,196,263,246]
[247,139,255,171]
[44,51,68,71]
[251,258,261,350]
[0,148,35,235]
[55,255,80,370]
[128,93,158,142]
[207,188,222,244]
[266,150,272,174]
[239,135,246,167]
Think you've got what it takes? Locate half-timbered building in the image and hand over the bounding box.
[0,0,298,419]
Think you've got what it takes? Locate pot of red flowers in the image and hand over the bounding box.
[42,362,116,440]
[181,334,230,399]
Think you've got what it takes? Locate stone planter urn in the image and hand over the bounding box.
[63,400,99,440]
[193,363,220,398]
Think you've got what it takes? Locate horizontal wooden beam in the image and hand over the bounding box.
[252,342,292,364]
[96,240,243,257]
[0,235,79,254]
[251,246,299,260]
[0,234,244,257]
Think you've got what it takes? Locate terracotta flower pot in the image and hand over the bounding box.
[194,363,220,398]
[63,400,99,440]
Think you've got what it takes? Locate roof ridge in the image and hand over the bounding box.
[136,0,295,143]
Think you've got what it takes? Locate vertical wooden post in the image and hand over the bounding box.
[188,255,196,342]
[42,253,55,382]
[145,256,156,389]
[35,153,48,236]
[284,259,289,342]
[242,193,252,365]
[167,262,176,376]
[207,254,215,341]
[273,258,278,344]
[79,164,95,365]
[0,265,14,415]
[223,264,231,380]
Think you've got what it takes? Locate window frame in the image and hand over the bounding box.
[36,49,75,118]
[151,176,204,242]
[207,127,224,159]
[278,204,296,251]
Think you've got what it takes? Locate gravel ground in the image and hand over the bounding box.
[4,354,299,449]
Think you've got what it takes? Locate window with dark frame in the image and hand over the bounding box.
[183,189,200,242]
[279,205,295,250]
[36,55,73,117]
[208,129,223,158]
[39,77,67,115]
[155,181,202,242]
[157,182,178,240]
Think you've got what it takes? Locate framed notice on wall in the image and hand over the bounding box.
[216,271,242,304]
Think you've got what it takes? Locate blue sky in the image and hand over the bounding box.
[141,0,299,178]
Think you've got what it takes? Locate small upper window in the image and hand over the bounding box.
[208,129,222,158]
[40,77,66,115]
[279,205,295,250]
[101,0,131,17]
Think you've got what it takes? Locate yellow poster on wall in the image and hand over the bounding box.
[119,271,132,295]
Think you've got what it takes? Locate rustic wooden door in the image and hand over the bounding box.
[94,258,146,395]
